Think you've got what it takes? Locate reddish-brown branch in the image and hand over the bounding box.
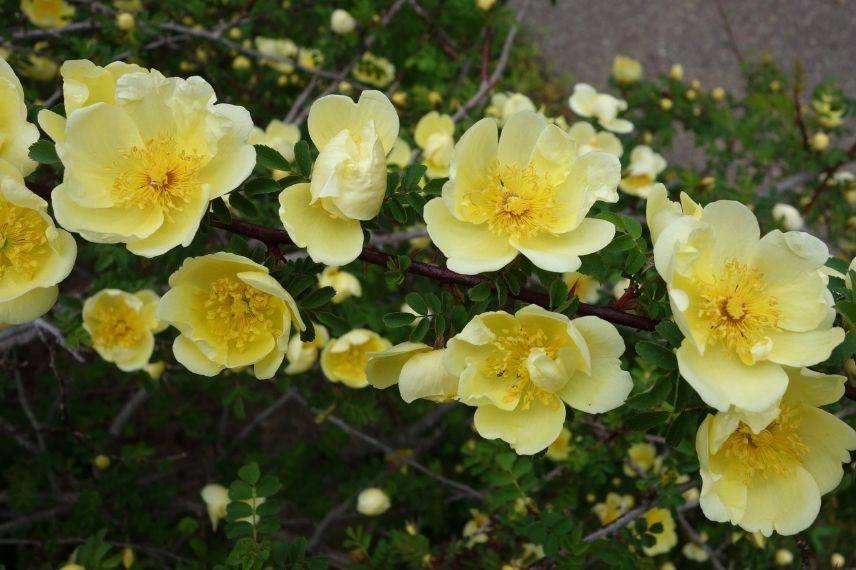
[211,218,658,331]
[792,65,811,151]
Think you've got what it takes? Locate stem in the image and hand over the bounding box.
[211,219,658,331]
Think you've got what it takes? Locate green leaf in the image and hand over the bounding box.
[383,312,417,328]
[228,192,258,217]
[405,292,428,315]
[227,501,254,520]
[300,287,336,310]
[211,197,232,223]
[836,300,856,324]
[229,480,254,501]
[495,452,516,471]
[29,140,60,165]
[549,279,568,308]
[225,520,253,539]
[293,140,313,177]
[256,474,282,498]
[243,177,281,196]
[655,321,684,348]
[403,164,427,189]
[624,411,671,431]
[636,341,678,370]
[626,377,673,410]
[255,144,291,171]
[468,282,492,302]
[238,462,260,485]
[278,174,306,188]
[827,330,856,365]
[409,317,429,342]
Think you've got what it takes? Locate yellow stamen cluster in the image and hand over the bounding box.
[331,344,371,381]
[474,162,556,239]
[719,406,808,483]
[0,202,49,278]
[112,136,204,214]
[204,277,279,350]
[697,259,780,360]
[485,327,561,409]
[89,303,144,350]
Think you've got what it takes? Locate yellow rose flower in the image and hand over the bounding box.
[356,487,391,516]
[254,37,298,73]
[562,271,600,303]
[414,111,455,179]
[566,121,623,158]
[83,288,166,372]
[545,426,572,461]
[668,64,684,81]
[284,323,329,374]
[0,60,40,176]
[157,252,305,379]
[387,137,412,169]
[366,342,457,402]
[812,95,844,129]
[619,145,667,198]
[39,61,256,257]
[447,305,632,454]
[569,84,633,133]
[424,111,620,274]
[623,441,662,477]
[298,48,324,70]
[487,92,537,125]
[640,508,677,556]
[18,54,58,82]
[352,52,395,88]
[771,203,804,231]
[200,483,229,531]
[317,266,362,303]
[612,55,642,84]
[248,119,300,179]
[648,188,844,412]
[697,367,856,536]
[279,91,398,265]
[321,328,391,388]
[0,161,76,325]
[330,9,356,35]
[593,492,635,524]
[463,509,491,547]
[21,0,75,28]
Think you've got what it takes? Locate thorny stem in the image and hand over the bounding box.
[212,218,658,331]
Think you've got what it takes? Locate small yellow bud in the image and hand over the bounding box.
[427,90,443,106]
[179,61,195,73]
[686,89,697,101]
[668,64,684,81]
[830,553,846,568]
[811,132,830,151]
[700,176,715,188]
[712,87,725,101]
[769,80,781,92]
[585,492,596,503]
[774,549,793,566]
[94,454,111,470]
[181,16,194,25]
[116,12,135,31]
[611,477,621,486]
[232,56,251,70]
[195,48,208,62]
[660,564,677,570]
[660,98,673,111]
[144,361,165,380]
[338,81,353,94]
[692,106,701,117]
[642,132,653,144]
[690,79,701,90]
[391,91,408,107]
[405,521,419,535]
[276,75,288,87]
[228,27,242,40]
[372,14,381,24]
[122,547,136,569]
[242,39,252,49]
[476,0,497,9]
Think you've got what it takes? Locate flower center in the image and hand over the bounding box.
[474,162,556,239]
[333,344,371,380]
[90,303,144,350]
[718,406,808,483]
[484,327,561,410]
[0,201,49,279]
[112,136,205,215]
[697,259,780,359]
[204,277,280,350]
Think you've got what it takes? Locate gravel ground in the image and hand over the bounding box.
[518,0,856,95]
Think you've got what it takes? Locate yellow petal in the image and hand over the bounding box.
[172,334,224,376]
[0,286,58,324]
[510,217,615,273]
[497,111,547,167]
[473,398,566,455]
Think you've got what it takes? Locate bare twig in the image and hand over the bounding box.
[675,510,727,570]
[15,370,45,451]
[285,76,319,124]
[0,506,70,536]
[0,416,40,454]
[213,219,658,331]
[307,494,354,550]
[292,391,483,500]
[795,533,816,570]
[33,319,84,362]
[232,388,298,444]
[713,0,744,66]
[792,64,810,150]
[0,537,190,563]
[108,387,149,438]
[451,0,531,122]
[803,136,856,213]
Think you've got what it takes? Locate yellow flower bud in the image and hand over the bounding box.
[668,64,684,81]
[811,131,830,151]
[769,80,781,92]
[391,91,408,107]
[116,12,135,31]
[774,549,793,566]
[357,488,391,516]
[712,87,725,101]
[427,90,443,105]
[830,553,846,568]
[94,454,111,470]
[232,55,251,70]
[660,97,673,110]
[228,27,242,40]
[122,547,136,569]
[476,0,497,9]
[686,89,697,100]
[690,79,701,90]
